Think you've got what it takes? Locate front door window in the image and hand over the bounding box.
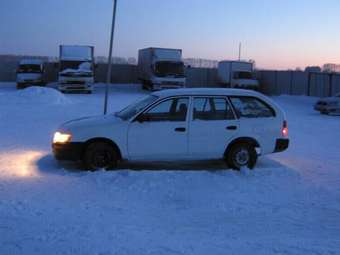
[144,97,189,122]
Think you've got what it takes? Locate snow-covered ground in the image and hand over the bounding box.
[0,83,339,255]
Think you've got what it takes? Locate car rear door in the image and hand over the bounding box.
[188,96,239,159]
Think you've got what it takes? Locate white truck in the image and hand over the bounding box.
[218,61,259,90]
[58,45,95,93]
[16,59,45,89]
[138,47,186,90]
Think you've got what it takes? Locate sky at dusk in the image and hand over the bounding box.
[1,0,340,69]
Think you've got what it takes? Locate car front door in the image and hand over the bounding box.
[127,97,190,160]
[188,96,239,159]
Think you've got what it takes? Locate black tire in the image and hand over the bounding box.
[83,142,118,171]
[226,143,257,170]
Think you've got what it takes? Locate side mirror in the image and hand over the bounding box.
[136,114,150,123]
[94,63,99,69]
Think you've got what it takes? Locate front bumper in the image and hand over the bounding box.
[314,104,325,111]
[52,142,85,161]
[17,81,44,88]
[153,84,185,90]
[58,84,93,92]
[274,139,289,153]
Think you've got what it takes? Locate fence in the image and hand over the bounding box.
[0,61,221,88]
[258,71,340,97]
[1,60,340,97]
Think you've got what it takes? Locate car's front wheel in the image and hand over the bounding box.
[83,142,118,171]
[226,143,257,170]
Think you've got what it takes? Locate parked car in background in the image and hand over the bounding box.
[57,45,95,93]
[218,60,259,90]
[16,59,45,89]
[138,47,186,90]
[314,93,340,115]
[52,88,289,171]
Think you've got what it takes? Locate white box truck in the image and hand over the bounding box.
[218,61,259,90]
[16,59,45,89]
[138,47,186,90]
[58,45,95,93]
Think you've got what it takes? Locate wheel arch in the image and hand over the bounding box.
[83,137,122,160]
[224,137,260,157]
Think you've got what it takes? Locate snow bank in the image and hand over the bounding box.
[0,84,339,255]
[0,86,71,105]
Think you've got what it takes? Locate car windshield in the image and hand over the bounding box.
[234,71,253,79]
[116,95,159,120]
[154,61,185,77]
[60,61,92,72]
[17,64,42,73]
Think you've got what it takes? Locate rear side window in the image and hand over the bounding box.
[193,97,235,120]
[230,97,275,118]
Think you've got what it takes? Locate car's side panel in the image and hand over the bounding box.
[66,118,130,159]
[127,120,189,160]
[228,94,286,155]
[236,118,280,154]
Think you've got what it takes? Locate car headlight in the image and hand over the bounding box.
[53,132,72,144]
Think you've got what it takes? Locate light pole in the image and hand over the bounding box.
[238,42,242,61]
[104,0,118,115]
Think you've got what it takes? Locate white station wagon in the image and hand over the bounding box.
[52,88,289,170]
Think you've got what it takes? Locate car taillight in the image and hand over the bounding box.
[282,120,288,137]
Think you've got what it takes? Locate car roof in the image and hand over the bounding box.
[153,88,261,97]
[19,59,44,65]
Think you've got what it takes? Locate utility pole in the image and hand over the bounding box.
[104,0,118,115]
[238,42,242,61]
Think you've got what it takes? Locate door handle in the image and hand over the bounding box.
[226,126,237,130]
[175,127,186,132]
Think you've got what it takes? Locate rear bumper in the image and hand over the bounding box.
[52,142,85,161]
[274,139,289,153]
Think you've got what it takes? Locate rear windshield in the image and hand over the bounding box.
[234,71,253,79]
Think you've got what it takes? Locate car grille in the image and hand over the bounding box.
[64,81,86,85]
[161,81,182,86]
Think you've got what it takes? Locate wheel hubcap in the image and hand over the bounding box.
[234,148,250,166]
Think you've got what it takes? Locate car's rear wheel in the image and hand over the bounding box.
[226,143,257,170]
[83,142,117,171]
